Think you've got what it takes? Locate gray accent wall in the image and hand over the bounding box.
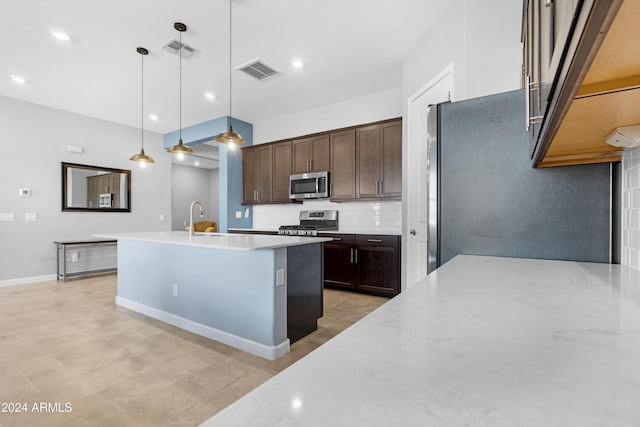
[439,89,613,265]
[0,95,172,283]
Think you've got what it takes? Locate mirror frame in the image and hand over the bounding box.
[61,162,132,212]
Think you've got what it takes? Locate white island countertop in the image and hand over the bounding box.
[201,255,640,426]
[93,231,331,251]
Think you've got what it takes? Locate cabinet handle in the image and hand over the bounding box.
[367,239,383,243]
[350,248,354,263]
[525,75,543,131]
[379,180,383,195]
[410,229,416,235]
[333,237,342,241]
[355,248,358,263]
[310,158,313,171]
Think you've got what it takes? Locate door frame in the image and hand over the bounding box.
[402,64,454,290]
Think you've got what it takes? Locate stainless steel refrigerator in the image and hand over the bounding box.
[426,89,618,273]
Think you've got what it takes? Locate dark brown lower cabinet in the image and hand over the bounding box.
[324,234,400,297]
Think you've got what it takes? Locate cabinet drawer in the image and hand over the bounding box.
[322,234,356,245]
[355,235,398,247]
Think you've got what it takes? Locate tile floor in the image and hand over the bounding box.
[0,274,387,427]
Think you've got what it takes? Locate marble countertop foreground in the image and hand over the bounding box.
[201,255,640,426]
[93,231,331,251]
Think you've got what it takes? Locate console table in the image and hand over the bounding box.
[54,239,117,282]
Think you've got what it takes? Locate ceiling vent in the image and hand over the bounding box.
[237,59,280,80]
[161,39,195,58]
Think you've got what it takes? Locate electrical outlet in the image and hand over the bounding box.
[172,284,179,297]
[0,213,15,222]
[25,213,37,221]
[159,214,165,221]
[244,208,250,218]
[71,252,79,262]
[235,211,242,219]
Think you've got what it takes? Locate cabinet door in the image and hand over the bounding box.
[526,0,544,156]
[355,235,400,296]
[273,141,292,203]
[292,138,312,174]
[323,235,356,289]
[356,125,380,199]
[540,0,578,107]
[379,121,402,198]
[292,134,330,173]
[257,145,273,203]
[242,148,258,204]
[310,134,330,172]
[330,130,356,200]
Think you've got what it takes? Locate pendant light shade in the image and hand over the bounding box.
[215,0,246,147]
[167,22,194,157]
[130,47,154,168]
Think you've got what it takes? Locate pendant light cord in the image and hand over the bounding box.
[179,29,183,140]
[229,0,233,127]
[141,51,144,150]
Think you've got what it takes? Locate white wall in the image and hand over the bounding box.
[171,164,219,230]
[0,95,171,284]
[253,88,402,145]
[403,0,522,104]
[622,147,640,270]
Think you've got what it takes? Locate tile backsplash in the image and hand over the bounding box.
[253,199,402,234]
[623,147,640,270]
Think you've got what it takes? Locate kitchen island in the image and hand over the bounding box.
[201,255,640,426]
[93,231,332,361]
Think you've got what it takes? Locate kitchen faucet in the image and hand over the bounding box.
[186,200,205,236]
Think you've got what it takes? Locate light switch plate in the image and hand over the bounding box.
[0,213,15,222]
[276,269,285,286]
[235,211,242,218]
[25,213,37,221]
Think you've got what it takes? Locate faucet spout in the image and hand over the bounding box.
[188,200,205,236]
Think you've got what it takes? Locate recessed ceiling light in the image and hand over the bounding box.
[204,92,216,100]
[291,59,304,68]
[194,161,200,166]
[49,29,71,41]
[9,75,27,84]
[148,114,159,121]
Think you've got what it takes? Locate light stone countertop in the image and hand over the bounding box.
[201,255,640,426]
[93,231,331,251]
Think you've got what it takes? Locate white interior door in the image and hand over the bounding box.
[406,67,453,287]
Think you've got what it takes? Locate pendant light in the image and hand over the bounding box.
[130,47,155,168]
[167,22,193,159]
[215,0,246,149]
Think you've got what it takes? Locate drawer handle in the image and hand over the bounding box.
[333,238,342,241]
[367,239,383,243]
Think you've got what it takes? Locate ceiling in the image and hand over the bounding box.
[1,0,455,138]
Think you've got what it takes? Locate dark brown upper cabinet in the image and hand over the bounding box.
[292,135,330,174]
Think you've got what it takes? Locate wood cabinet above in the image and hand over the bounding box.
[244,118,402,205]
[525,0,635,168]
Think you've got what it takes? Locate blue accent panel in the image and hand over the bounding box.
[164,116,254,232]
[117,239,285,346]
[227,117,254,230]
[163,116,228,148]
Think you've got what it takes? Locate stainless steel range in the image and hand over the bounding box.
[278,210,338,236]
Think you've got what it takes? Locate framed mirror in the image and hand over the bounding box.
[62,162,131,212]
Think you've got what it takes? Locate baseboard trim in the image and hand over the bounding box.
[0,274,57,288]
[115,296,290,361]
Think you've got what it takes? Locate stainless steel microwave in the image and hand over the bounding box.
[289,171,329,200]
